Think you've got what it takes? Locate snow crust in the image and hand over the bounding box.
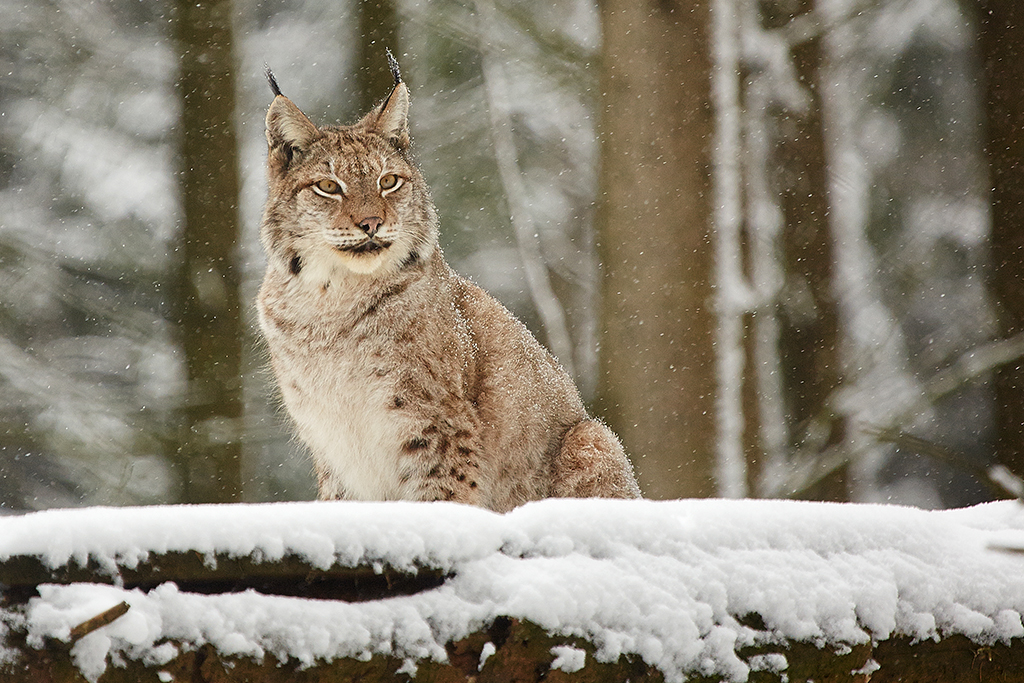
[3,498,1024,682]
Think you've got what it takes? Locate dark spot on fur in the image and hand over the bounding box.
[391,396,406,409]
[398,376,433,403]
[403,438,429,452]
[436,435,450,455]
[261,303,297,334]
[423,424,439,436]
[456,473,466,482]
[456,446,473,457]
[469,481,478,489]
[427,465,442,478]
[399,249,421,270]
[289,253,302,275]
[276,144,294,166]
[353,279,413,327]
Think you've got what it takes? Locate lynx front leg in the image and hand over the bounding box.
[314,461,350,501]
[403,424,485,506]
[550,420,642,499]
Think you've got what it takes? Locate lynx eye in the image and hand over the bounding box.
[379,173,402,192]
[312,179,343,196]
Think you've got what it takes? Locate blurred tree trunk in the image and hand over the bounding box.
[763,2,847,501]
[977,1,1024,479]
[356,0,399,114]
[596,0,717,498]
[171,0,244,503]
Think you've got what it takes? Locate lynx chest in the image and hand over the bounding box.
[258,282,421,501]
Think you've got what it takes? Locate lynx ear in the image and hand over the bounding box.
[266,97,319,154]
[358,53,411,151]
[264,70,320,171]
[357,82,410,151]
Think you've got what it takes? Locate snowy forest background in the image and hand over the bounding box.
[0,0,1020,511]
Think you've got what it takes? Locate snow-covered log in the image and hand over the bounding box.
[1,498,1023,682]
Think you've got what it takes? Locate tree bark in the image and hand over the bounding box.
[0,550,445,605]
[596,0,718,499]
[171,0,244,503]
[356,0,400,115]
[976,0,1024,479]
[763,2,847,501]
[7,618,1023,682]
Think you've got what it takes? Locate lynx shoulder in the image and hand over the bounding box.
[257,59,641,511]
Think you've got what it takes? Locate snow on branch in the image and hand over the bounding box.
[3,498,1024,682]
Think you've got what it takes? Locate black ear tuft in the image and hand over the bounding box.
[265,66,283,97]
[386,49,402,85]
[353,50,410,151]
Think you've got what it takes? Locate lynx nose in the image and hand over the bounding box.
[358,216,383,237]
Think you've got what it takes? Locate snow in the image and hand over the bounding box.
[3,498,1024,682]
[550,644,586,672]
[478,641,496,670]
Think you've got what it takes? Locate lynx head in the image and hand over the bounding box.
[261,59,437,278]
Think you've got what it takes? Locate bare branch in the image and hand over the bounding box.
[925,332,1024,402]
[865,425,1022,500]
[69,601,130,642]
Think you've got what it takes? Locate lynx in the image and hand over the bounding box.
[257,56,641,512]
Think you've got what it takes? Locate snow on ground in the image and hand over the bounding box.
[2,498,1024,682]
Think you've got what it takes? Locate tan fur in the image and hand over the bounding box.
[257,72,641,512]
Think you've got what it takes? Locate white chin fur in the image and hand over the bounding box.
[338,250,389,275]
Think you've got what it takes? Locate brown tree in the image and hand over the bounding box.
[976,0,1024,480]
[171,0,244,503]
[356,0,400,114]
[762,1,847,501]
[596,0,718,499]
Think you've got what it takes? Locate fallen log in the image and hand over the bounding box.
[6,618,1024,683]
[0,549,447,603]
[1,498,1023,682]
